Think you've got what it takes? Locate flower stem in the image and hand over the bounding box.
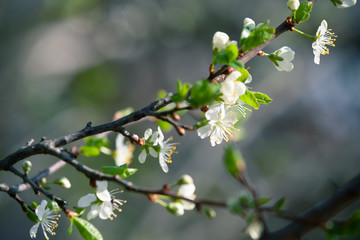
[292,28,316,41]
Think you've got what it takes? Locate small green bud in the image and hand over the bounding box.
[224,145,246,178]
[287,0,300,11]
[166,202,184,216]
[53,177,72,189]
[177,174,194,185]
[203,207,216,219]
[22,160,32,175]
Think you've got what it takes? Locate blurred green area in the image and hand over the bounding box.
[0,0,360,239]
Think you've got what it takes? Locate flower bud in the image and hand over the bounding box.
[203,207,216,219]
[177,174,194,185]
[166,202,185,216]
[22,160,32,175]
[53,177,72,189]
[287,0,300,11]
[243,18,255,29]
[212,31,230,51]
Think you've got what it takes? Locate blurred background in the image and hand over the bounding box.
[0,0,359,239]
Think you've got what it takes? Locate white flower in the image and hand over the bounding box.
[29,200,60,239]
[138,128,158,164]
[197,103,238,147]
[156,127,178,173]
[78,181,125,220]
[241,18,256,39]
[312,20,337,65]
[177,183,196,210]
[287,0,300,11]
[114,134,134,166]
[244,220,263,240]
[271,46,295,72]
[212,32,238,52]
[220,71,247,105]
[334,0,356,8]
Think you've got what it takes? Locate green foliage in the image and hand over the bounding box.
[237,68,250,83]
[81,137,110,157]
[240,20,275,52]
[294,2,313,23]
[24,204,39,224]
[326,210,360,239]
[214,44,239,65]
[273,197,286,211]
[47,200,61,212]
[188,80,220,107]
[227,192,255,216]
[157,119,173,132]
[330,0,343,6]
[239,90,272,109]
[171,79,192,103]
[72,217,103,240]
[102,164,137,178]
[223,145,245,178]
[256,197,271,206]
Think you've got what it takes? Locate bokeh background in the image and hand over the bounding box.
[0,0,359,239]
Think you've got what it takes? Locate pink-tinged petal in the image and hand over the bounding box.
[78,193,97,208]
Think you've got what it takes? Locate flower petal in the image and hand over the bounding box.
[78,193,97,208]
[149,147,158,158]
[35,200,48,220]
[144,128,153,140]
[87,204,100,220]
[29,223,40,239]
[159,154,169,173]
[138,149,147,163]
[99,201,113,220]
[197,125,212,139]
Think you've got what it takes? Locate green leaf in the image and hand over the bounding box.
[330,0,343,6]
[214,44,239,65]
[73,217,103,240]
[102,165,137,178]
[237,68,250,83]
[188,80,220,107]
[252,91,272,104]
[80,146,101,157]
[223,145,246,178]
[171,79,192,103]
[294,2,313,23]
[273,197,286,211]
[67,219,74,236]
[227,192,255,215]
[239,91,260,109]
[241,20,275,52]
[228,60,244,69]
[256,197,271,206]
[24,205,39,223]
[157,119,173,132]
[47,200,61,212]
[157,89,167,99]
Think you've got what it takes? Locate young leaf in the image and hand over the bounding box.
[214,44,239,65]
[102,165,137,178]
[252,91,272,104]
[237,68,250,83]
[80,146,101,157]
[67,219,74,236]
[188,80,220,107]
[240,20,275,52]
[228,60,244,70]
[240,91,260,109]
[273,197,286,211]
[171,79,192,103]
[294,2,313,23]
[73,217,103,240]
[223,145,246,178]
[256,197,271,206]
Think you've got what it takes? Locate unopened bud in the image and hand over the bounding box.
[147,194,159,202]
[166,202,184,216]
[223,145,246,178]
[163,184,171,193]
[172,113,181,121]
[201,105,209,112]
[53,177,72,189]
[177,174,194,185]
[203,207,216,218]
[138,138,145,146]
[287,0,300,11]
[176,126,186,136]
[257,51,264,56]
[22,160,32,175]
